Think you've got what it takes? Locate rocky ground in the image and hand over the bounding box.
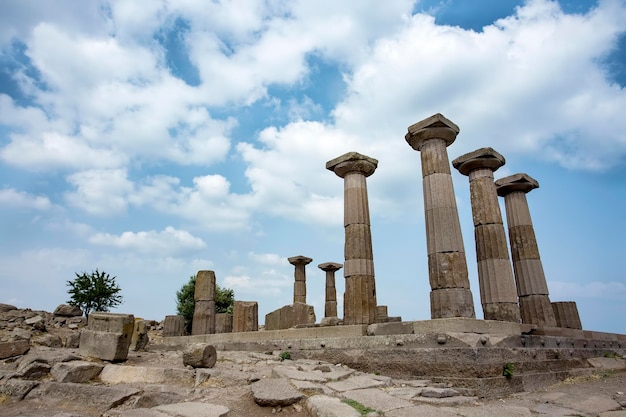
[1,304,625,417]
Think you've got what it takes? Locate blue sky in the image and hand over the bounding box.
[1,0,625,334]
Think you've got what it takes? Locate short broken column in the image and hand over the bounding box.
[215,313,233,333]
[452,147,521,323]
[495,173,557,327]
[162,315,185,336]
[233,301,258,332]
[326,152,379,325]
[289,256,313,304]
[405,113,475,319]
[318,262,343,319]
[552,301,583,330]
[192,270,216,335]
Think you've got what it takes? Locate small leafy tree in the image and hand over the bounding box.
[176,274,234,334]
[67,269,123,317]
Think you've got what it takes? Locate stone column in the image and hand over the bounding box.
[495,173,557,327]
[405,113,475,319]
[318,262,343,318]
[233,301,258,332]
[289,255,313,304]
[326,152,378,325]
[552,302,582,330]
[192,270,216,335]
[162,315,185,336]
[452,148,521,323]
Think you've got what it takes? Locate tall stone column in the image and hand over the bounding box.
[452,148,521,323]
[192,270,216,335]
[318,262,343,318]
[405,113,475,319]
[289,255,312,304]
[326,152,378,325]
[495,173,557,327]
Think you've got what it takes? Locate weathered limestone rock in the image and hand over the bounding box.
[406,113,475,319]
[163,315,185,336]
[289,255,313,304]
[79,312,134,361]
[192,270,216,335]
[552,301,583,330]
[182,343,217,368]
[53,304,83,317]
[50,360,104,383]
[233,301,258,332]
[153,402,230,417]
[99,364,195,385]
[496,173,557,327]
[318,262,342,320]
[215,313,233,333]
[327,152,379,325]
[0,379,38,401]
[0,303,17,313]
[130,319,149,351]
[265,303,316,330]
[306,395,361,417]
[250,378,305,406]
[0,339,30,359]
[453,147,521,323]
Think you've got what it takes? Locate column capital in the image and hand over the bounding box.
[405,113,460,151]
[495,173,539,196]
[288,255,313,266]
[326,152,378,178]
[452,147,505,176]
[318,262,343,272]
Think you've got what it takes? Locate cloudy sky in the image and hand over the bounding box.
[1,0,625,334]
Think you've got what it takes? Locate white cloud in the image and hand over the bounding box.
[90,226,206,255]
[0,188,51,210]
[65,169,134,215]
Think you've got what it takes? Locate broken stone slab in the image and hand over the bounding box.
[16,361,51,379]
[0,378,39,400]
[25,382,141,415]
[413,395,478,406]
[420,387,460,398]
[386,404,459,417]
[325,375,388,392]
[80,312,134,362]
[250,378,304,407]
[99,364,195,385]
[342,388,414,413]
[387,387,425,400]
[130,319,149,351]
[306,395,360,417]
[0,339,30,359]
[18,347,81,371]
[152,402,230,417]
[271,365,329,383]
[54,304,83,317]
[182,343,217,368]
[588,357,626,370]
[51,360,104,383]
[447,404,532,416]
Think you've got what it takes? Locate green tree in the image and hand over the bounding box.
[176,274,234,334]
[67,269,123,317]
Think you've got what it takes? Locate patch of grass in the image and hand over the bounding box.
[503,363,515,379]
[604,352,623,359]
[279,351,291,361]
[342,398,377,416]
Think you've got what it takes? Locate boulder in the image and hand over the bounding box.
[79,313,134,361]
[182,343,217,368]
[0,303,17,313]
[54,304,83,317]
[0,379,39,400]
[99,364,195,386]
[0,339,30,359]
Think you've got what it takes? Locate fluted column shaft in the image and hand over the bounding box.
[192,270,216,335]
[327,152,378,325]
[288,256,312,304]
[318,262,342,318]
[496,174,557,327]
[452,148,520,323]
[406,114,475,319]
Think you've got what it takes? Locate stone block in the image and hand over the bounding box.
[250,378,305,406]
[51,360,104,383]
[192,299,216,335]
[265,303,317,330]
[519,295,557,327]
[428,252,471,290]
[216,313,233,333]
[183,343,217,368]
[99,364,195,385]
[194,270,216,301]
[79,330,132,362]
[233,301,258,332]
[163,315,186,336]
[88,312,135,334]
[376,305,389,322]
